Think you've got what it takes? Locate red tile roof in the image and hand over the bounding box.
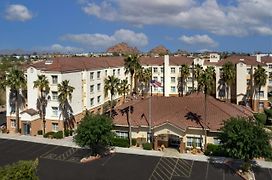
[261,56,272,64]
[217,55,264,66]
[113,93,253,131]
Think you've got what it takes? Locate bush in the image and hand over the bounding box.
[37,130,43,135]
[132,138,137,146]
[43,131,54,138]
[0,159,39,180]
[69,130,74,136]
[64,130,70,137]
[254,112,267,125]
[111,137,129,147]
[143,143,152,150]
[53,131,63,139]
[204,144,225,156]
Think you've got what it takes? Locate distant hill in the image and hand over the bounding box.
[149,45,169,56]
[107,42,139,55]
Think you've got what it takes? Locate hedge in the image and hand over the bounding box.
[143,143,152,150]
[111,137,129,147]
[53,131,63,139]
[43,131,54,138]
[204,144,227,156]
[37,130,43,135]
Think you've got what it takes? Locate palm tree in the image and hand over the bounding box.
[58,80,75,131]
[198,66,215,150]
[5,68,27,133]
[118,79,130,104]
[124,55,141,93]
[221,61,236,102]
[33,75,50,135]
[253,65,267,112]
[193,64,203,92]
[137,67,152,96]
[104,75,120,117]
[179,64,190,96]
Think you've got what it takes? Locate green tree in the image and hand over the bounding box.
[194,64,203,92]
[0,159,39,180]
[253,65,267,112]
[5,68,27,133]
[219,117,272,171]
[198,66,216,149]
[222,61,236,102]
[33,75,50,134]
[58,80,75,131]
[124,55,141,93]
[104,75,120,117]
[118,79,130,103]
[179,64,190,96]
[74,113,114,155]
[137,67,152,96]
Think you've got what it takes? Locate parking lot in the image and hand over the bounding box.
[0,138,271,180]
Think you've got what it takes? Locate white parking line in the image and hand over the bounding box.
[40,146,59,158]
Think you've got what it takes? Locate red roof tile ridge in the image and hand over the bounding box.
[207,98,237,117]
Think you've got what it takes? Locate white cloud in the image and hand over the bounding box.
[80,0,272,36]
[62,29,148,50]
[179,34,218,47]
[5,4,33,21]
[40,44,83,53]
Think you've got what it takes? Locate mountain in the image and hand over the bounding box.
[149,45,169,56]
[107,42,139,55]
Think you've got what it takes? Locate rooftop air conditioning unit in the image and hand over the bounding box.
[45,59,53,65]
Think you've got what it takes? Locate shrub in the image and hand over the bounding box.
[204,144,225,156]
[37,130,43,135]
[111,137,129,147]
[64,130,70,137]
[69,130,74,136]
[132,138,137,146]
[43,131,54,138]
[254,113,267,125]
[143,143,152,150]
[53,131,63,139]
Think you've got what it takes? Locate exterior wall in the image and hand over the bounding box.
[164,55,171,96]
[236,62,247,104]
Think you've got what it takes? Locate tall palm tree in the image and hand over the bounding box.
[104,75,120,117]
[58,80,75,131]
[137,67,152,96]
[193,64,203,92]
[33,75,50,135]
[5,68,27,133]
[179,64,190,96]
[198,66,215,150]
[222,61,236,102]
[253,65,267,112]
[118,79,130,104]
[124,55,141,93]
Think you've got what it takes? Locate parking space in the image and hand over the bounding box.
[0,138,271,180]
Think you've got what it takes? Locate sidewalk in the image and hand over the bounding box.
[0,133,271,169]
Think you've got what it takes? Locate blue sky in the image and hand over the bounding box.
[0,0,271,53]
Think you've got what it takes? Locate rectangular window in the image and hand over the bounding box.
[186,137,202,148]
[153,67,158,73]
[247,68,251,74]
[118,69,120,75]
[154,76,158,81]
[269,64,272,69]
[90,85,94,93]
[113,69,116,76]
[97,83,101,92]
[52,123,58,132]
[171,77,175,83]
[90,98,94,106]
[214,138,221,145]
[52,107,58,117]
[247,79,250,85]
[161,77,164,83]
[258,91,264,98]
[188,77,192,82]
[154,87,158,91]
[97,96,101,103]
[90,72,94,80]
[160,67,164,73]
[97,71,101,79]
[105,70,107,76]
[115,131,128,139]
[52,91,58,101]
[10,119,16,128]
[52,75,58,84]
[171,86,176,92]
[259,102,264,109]
[171,67,175,73]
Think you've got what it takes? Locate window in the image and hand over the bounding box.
[52,75,58,84]
[186,137,202,148]
[10,119,16,128]
[52,123,58,132]
[247,68,251,74]
[154,87,158,91]
[118,69,120,75]
[214,138,221,145]
[179,67,181,72]
[52,91,58,101]
[259,102,264,109]
[258,91,264,98]
[115,131,128,139]
[160,67,164,73]
[188,87,193,92]
[90,72,94,80]
[52,107,58,117]
[269,79,272,84]
[90,85,94,93]
[97,96,101,103]
[171,86,176,92]
[153,67,158,73]
[105,70,107,76]
[113,69,116,76]
[161,77,164,83]
[97,83,101,91]
[188,77,192,82]
[269,64,272,69]
[90,98,94,106]
[154,76,158,81]
[171,77,175,83]
[171,67,175,73]
[247,79,250,85]
[97,71,101,79]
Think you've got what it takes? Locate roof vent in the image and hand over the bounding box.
[45,59,53,65]
[239,59,244,61]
